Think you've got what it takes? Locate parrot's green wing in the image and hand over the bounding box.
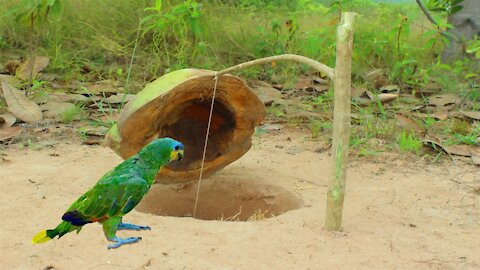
[61,173,149,226]
[32,137,184,246]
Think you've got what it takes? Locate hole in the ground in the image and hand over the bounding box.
[137,176,303,221]
[161,98,235,171]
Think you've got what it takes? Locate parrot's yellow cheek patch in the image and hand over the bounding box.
[170,150,183,161]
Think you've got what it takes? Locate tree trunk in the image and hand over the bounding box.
[442,0,480,61]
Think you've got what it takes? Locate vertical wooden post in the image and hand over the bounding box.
[325,12,356,231]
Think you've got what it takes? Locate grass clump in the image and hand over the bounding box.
[61,104,83,124]
[397,131,423,155]
[309,119,331,139]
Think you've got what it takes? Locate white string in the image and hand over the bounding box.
[193,72,219,218]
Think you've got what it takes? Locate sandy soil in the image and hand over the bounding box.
[1,129,479,270]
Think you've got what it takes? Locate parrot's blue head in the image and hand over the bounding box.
[169,139,184,162]
[141,137,184,164]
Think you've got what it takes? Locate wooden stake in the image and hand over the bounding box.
[325,12,356,231]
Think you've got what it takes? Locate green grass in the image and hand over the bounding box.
[308,119,331,139]
[446,122,480,146]
[61,104,84,124]
[1,0,476,87]
[397,131,423,155]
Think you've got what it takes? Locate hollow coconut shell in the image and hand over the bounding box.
[105,69,265,183]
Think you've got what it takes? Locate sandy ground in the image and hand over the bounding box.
[1,129,479,270]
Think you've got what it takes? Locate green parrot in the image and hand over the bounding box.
[32,137,184,249]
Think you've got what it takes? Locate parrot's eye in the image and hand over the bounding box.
[174,145,179,150]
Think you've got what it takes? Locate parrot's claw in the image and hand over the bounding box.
[107,236,142,249]
[117,222,151,231]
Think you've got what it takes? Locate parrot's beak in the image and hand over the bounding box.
[170,150,184,161]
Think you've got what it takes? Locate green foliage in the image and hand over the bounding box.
[61,104,83,124]
[0,0,477,90]
[3,0,62,24]
[466,35,480,59]
[446,121,480,146]
[427,0,464,15]
[397,131,423,155]
[421,117,437,131]
[309,119,331,139]
[140,0,204,73]
[234,0,319,10]
[266,105,285,118]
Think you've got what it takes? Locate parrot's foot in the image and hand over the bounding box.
[107,236,142,249]
[117,222,151,231]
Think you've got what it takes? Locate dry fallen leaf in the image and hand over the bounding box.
[248,80,282,106]
[428,94,461,109]
[48,93,89,103]
[0,126,22,141]
[82,126,109,136]
[81,81,120,94]
[0,113,16,129]
[444,144,478,157]
[40,102,75,119]
[259,124,284,131]
[411,112,435,119]
[286,110,328,122]
[16,56,50,80]
[0,74,21,88]
[351,87,367,98]
[312,76,329,85]
[378,93,399,104]
[355,90,398,105]
[422,138,447,154]
[294,76,313,89]
[102,94,136,104]
[422,137,480,159]
[89,112,119,123]
[395,113,425,134]
[1,81,43,123]
[460,111,480,121]
[364,69,388,89]
[379,84,400,93]
[433,110,449,120]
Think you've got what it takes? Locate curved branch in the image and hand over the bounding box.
[416,0,440,27]
[216,54,335,80]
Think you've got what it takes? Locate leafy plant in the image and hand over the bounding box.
[421,117,437,131]
[5,0,62,95]
[466,35,480,59]
[141,0,203,72]
[427,0,464,15]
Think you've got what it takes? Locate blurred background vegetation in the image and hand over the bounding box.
[0,0,479,156]
[0,0,478,90]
